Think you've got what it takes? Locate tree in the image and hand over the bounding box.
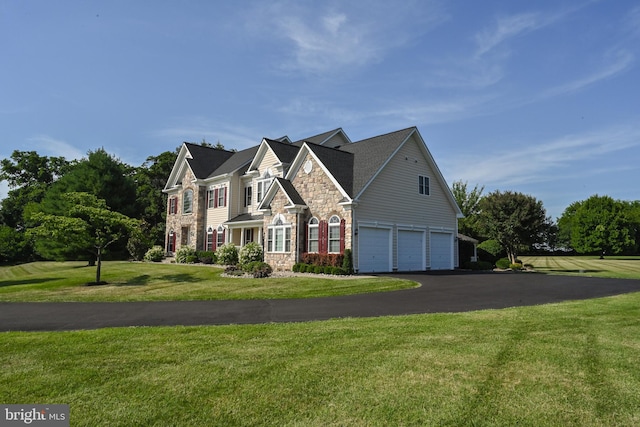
[560,195,636,257]
[451,180,484,237]
[28,192,139,284]
[478,191,549,263]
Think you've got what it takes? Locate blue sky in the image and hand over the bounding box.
[1,0,638,220]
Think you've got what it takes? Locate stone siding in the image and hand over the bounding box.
[165,168,206,252]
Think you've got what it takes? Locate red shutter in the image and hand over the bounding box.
[223,187,227,207]
[320,220,328,254]
[221,229,226,245]
[304,222,309,252]
[340,219,346,253]
[214,188,219,208]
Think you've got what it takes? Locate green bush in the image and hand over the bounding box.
[244,261,272,278]
[175,246,196,264]
[216,243,239,265]
[196,251,216,264]
[292,263,302,273]
[332,266,346,275]
[342,249,353,274]
[478,239,504,263]
[510,262,523,270]
[239,242,263,265]
[323,266,333,274]
[462,260,493,270]
[144,245,165,262]
[313,265,323,274]
[495,257,511,269]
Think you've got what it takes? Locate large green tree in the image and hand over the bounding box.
[28,192,138,284]
[558,195,636,257]
[451,180,484,238]
[478,190,550,263]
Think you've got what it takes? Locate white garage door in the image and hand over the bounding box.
[398,230,425,271]
[430,232,453,270]
[358,227,391,273]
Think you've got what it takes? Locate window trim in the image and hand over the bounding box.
[328,215,341,254]
[267,214,291,253]
[244,185,252,207]
[183,189,194,213]
[307,217,319,253]
[206,227,214,251]
[216,225,225,248]
[419,175,430,196]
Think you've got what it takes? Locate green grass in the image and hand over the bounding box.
[520,256,640,279]
[2,293,640,426]
[0,261,416,302]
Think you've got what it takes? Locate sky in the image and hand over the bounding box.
[1,0,638,220]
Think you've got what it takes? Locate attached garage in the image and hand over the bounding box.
[430,231,454,270]
[397,229,425,271]
[358,226,392,273]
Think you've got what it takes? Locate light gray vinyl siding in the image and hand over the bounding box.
[354,134,457,269]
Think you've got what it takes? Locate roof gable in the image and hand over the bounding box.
[258,177,307,210]
[293,128,352,147]
[184,143,235,179]
[246,138,300,173]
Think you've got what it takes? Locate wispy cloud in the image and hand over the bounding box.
[444,123,640,187]
[26,135,85,160]
[475,12,542,57]
[152,118,263,150]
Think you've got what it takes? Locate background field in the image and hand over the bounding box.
[520,256,640,279]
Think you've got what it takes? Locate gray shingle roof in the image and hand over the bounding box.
[293,128,343,146]
[184,143,235,179]
[340,127,416,196]
[263,138,300,165]
[274,177,306,206]
[209,146,259,177]
[304,142,354,197]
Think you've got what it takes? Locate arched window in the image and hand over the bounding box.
[308,217,319,253]
[216,225,225,248]
[183,189,193,214]
[206,227,214,251]
[257,170,273,203]
[267,214,291,253]
[328,215,341,253]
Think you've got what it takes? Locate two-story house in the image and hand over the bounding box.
[163,127,462,273]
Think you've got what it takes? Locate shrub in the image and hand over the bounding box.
[144,245,165,262]
[248,262,272,278]
[332,266,346,275]
[323,266,333,274]
[239,242,263,265]
[292,263,302,273]
[510,262,524,270]
[478,239,504,263]
[313,265,323,274]
[175,246,196,264]
[462,260,493,270]
[216,243,239,265]
[301,253,344,267]
[196,251,216,264]
[127,231,152,261]
[495,257,511,269]
[342,249,353,274]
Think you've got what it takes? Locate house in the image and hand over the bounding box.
[163,127,463,273]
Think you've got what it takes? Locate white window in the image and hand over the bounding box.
[419,175,430,196]
[244,185,252,207]
[329,215,341,253]
[183,190,193,213]
[217,187,226,207]
[308,217,319,253]
[257,171,273,203]
[207,189,215,208]
[206,227,214,251]
[267,214,291,253]
[216,225,225,248]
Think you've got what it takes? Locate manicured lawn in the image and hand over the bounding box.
[520,255,640,279]
[2,292,640,426]
[0,261,416,302]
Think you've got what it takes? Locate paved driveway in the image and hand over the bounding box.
[2,271,640,332]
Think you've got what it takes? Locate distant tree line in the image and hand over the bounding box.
[452,181,640,263]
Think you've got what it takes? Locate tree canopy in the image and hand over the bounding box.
[558,195,638,257]
[478,190,550,263]
[451,180,484,238]
[28,192,138,283]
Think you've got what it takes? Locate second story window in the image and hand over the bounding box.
[207,189,215,208]
[183,190,193,214]
[169,197,178,214]
[217,187,226,207]
[244,185,252,207]
[419,175,430,196]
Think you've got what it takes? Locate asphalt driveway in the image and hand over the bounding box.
[2,271,640,332]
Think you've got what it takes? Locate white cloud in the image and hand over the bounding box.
[26,135,85,160]
[151,118,263,150]
[444,123,640,187]
[475,12,541,57]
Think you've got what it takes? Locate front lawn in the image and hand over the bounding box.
[2,292,639,426]
[0,261,416,302]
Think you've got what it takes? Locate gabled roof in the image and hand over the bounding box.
[293,128,352,147]
[258,177,307,210]
[339,127,416,196]
[209,146,259,177]
[263,138,299,165]
[184,143,235,179]
[304,143,354,197]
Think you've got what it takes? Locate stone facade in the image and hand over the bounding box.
[165,168,206,253]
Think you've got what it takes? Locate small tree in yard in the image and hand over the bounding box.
[28,192,138,284]
[478,190,550,264]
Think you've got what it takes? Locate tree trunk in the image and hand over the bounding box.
[96,246,102,284]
